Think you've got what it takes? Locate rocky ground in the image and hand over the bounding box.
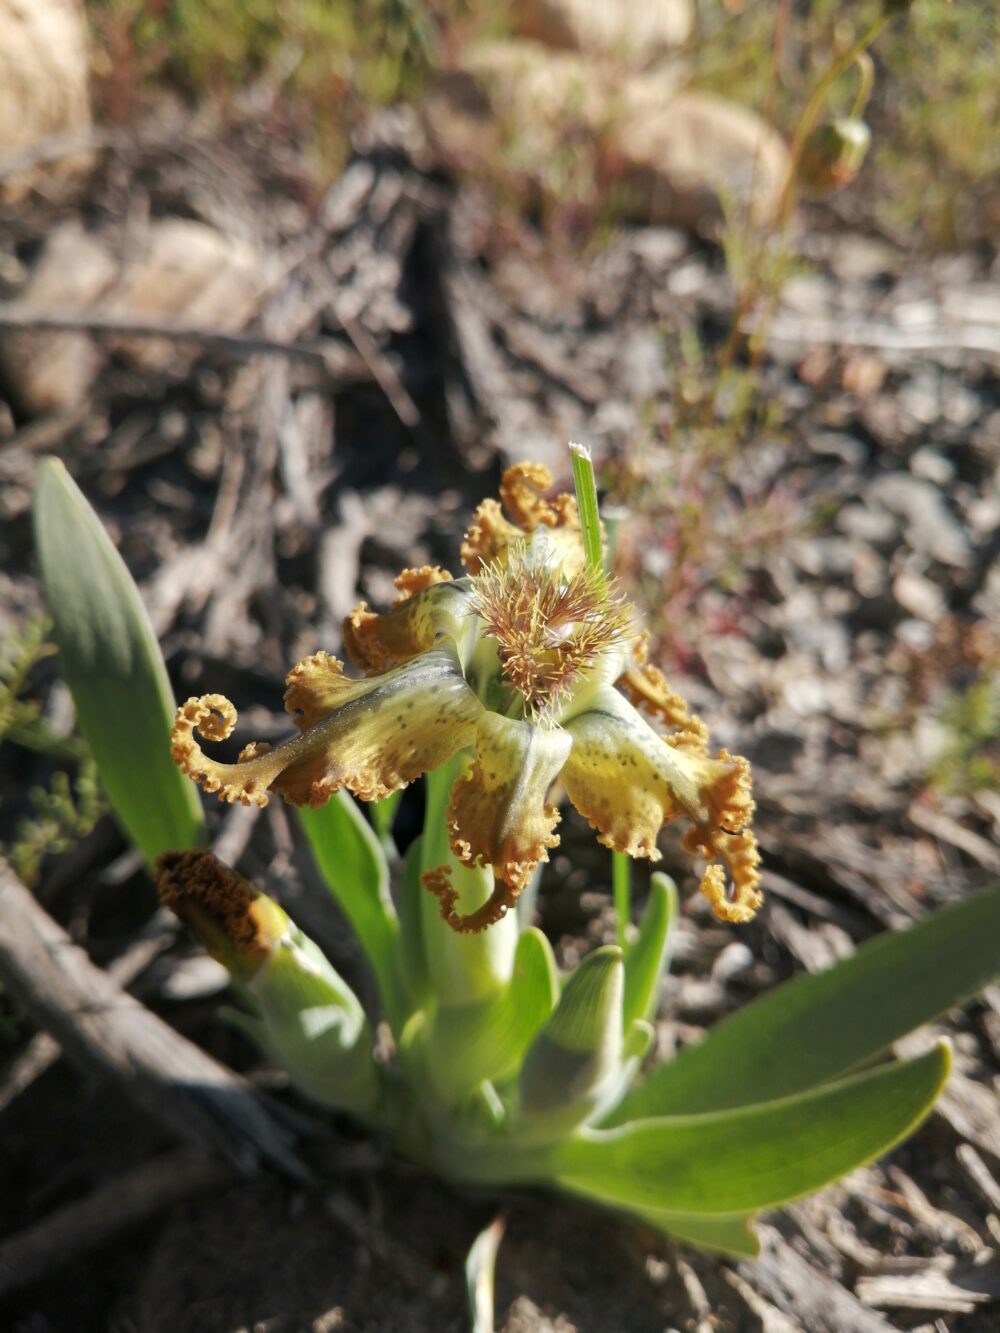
[1,6,1000,1330]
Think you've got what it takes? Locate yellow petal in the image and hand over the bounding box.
[172,642,482,808]
[342,578,472,673]
[499,461,579,532]
[686,830,764,924]
[617,660,709,755]
[460,462,587,576]
[460,497,525,575]
[559,686,734,859]
[447,711,573,892]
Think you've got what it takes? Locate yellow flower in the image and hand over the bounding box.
[171,463,762,932]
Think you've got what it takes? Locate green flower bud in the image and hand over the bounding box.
[798,119,872,198]
[157,850,379,1117]
[517,945,625,1137]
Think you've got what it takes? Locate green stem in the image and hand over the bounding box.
[569,441,632,939]
[419,759,518,1005]
[613,853,631,949]
[710,10,890,401]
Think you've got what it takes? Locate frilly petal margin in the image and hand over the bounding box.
[460,461,588,577]
[171,642,483,808]
[447,711,573,894]
[342,575,472,673]
[559,686,762,922]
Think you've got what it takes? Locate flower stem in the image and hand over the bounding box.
[569,441,632,934]
[613,851,631,949]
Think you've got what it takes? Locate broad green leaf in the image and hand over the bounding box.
[421,927,558,1101]
[32,459,203,863]
[298,794,403,1030]
[623,873,677,1030]
[609,883,1000,1123]
[551,1041,948,1216]
[637,1210,759,1257]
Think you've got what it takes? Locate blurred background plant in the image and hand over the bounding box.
[0,618,104,887]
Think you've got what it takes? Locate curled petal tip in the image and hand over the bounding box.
[170,694,272,807]
[690,830,764,924]
[421,864,518,934]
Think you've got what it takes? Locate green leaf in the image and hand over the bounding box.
[623,873,677,1030]
[609,883,1000,1123]
[32,459,203,863]
[297,794,404,1030]
[637,1210,759,1257]
[369,789,401,847]
[552,1041,949,1217]
[426,927,558,1100]
[398,835,430,1011]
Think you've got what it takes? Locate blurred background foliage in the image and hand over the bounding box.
[87,0,999,248]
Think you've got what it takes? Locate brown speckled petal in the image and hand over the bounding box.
[342,578,472,673]
[173,642,482,808]
[448,711,573,892]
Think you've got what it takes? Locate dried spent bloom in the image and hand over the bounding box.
[156,848,289,981]
[171,462,763,931]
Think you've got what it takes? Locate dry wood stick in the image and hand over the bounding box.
[0,305,371,381]
[0,859,305,1179]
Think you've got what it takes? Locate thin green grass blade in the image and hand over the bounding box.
[608,884,1000,1123]
[553,1042,949,1216]
[32,459,203,863]
[623,873,677,1029]
[297,794,403,1029]
[569,441,605,577]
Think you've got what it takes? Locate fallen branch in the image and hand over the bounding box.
[0,859,305,1178]
[0,305,372,382]
[754,313,1000,360]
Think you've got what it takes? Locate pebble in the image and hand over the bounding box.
[867,472,971,567]
[909,446,956,486]
[892,569,946,623]
[836,501,901,548]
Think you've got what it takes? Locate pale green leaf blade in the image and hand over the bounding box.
[623,873,677,1029]
[553,1042,948,1216]
[609,884,1000,1123]
[297,794,403,1028]
[466,1215,505,1333]
[32,458,203,863]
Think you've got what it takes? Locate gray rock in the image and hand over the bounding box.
[836,501,901,548]
[867,472,971,567]
[909,446,956,486]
